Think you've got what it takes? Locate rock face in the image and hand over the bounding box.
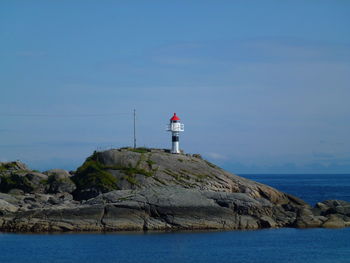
[72,148,292,204]
[44,169,76,194]
[0,148,349,232]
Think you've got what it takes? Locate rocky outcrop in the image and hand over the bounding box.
[72,148,292,205]
[44,169,76,194]
[315,200,350,228]
[1,187,349,232]
[0,148,349,232]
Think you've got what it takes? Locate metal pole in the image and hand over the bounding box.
[133,109,136,148]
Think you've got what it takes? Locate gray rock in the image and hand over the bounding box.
[44,169,71,179]
[0,161,28,174]
[0,171,48,194]
[322,214,346,228]
[8,189,25,195]
[259,216,277,228]
[0,193,19,204]
[0,199,18,213]
[44,169,76,194]
[0,149,349,233]
[74,149,294,206]
[316,200,350,216]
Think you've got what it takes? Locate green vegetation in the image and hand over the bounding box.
[136,152,146,167]
[0,162,18,173]
[129,147,150,154]
[40,178,49,185]
[121,166,153,177]
[117,195,135,201]
[164,168,210,184]
[145,154,157,171]
[177,159,183,162]
[123,175,140,186]
[164,169,182,181]
[72,155,118,193]
[193,174,209,182]
[73,150,158,190]
[0,174,35,193]
[205,160,217,169]
[146,159,155,166]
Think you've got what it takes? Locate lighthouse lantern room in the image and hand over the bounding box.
[166,113,184,154]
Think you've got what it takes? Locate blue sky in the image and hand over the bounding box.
[0,1,349,173]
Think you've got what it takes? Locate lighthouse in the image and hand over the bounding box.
[167,113,184,154]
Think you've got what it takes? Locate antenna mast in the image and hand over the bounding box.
[133,109,136,148]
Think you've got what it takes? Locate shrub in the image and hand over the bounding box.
[72,157,118,193]
[0,174,35,193]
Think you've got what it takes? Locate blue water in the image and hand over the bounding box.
[243,174,350,205]
[0,174,349,263]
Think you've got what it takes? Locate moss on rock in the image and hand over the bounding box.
[72,154,118,193]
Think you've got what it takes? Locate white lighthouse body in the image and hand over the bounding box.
[166,113,184,154]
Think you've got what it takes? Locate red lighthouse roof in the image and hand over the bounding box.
[170,113,180,121]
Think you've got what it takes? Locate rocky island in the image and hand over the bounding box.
[0,148,349,232]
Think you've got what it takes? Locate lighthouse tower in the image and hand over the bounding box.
[167,113,184,154]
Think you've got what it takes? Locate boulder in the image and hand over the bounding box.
[316,200,350,216]
[44,169,76,194]
[322,214,346,228]
[0,199,18,213]
[0,161,28,174]
[293,207,324,228]
[0,171,48,193]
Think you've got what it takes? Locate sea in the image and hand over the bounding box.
[1,174,350,263]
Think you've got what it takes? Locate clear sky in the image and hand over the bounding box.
[0,1,349,173]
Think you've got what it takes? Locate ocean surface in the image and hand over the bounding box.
[1,174,349,263]
[244,173,350,205]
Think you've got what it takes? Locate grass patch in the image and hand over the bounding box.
[205,160,217,168]
[146,159,155,166]
[117,195,135,201]
[145,154,157,170]
[164,169,177,176]
[73,150,157,192]
[0,174,35,193]
[0,162,20,173]
[122,167,153,177]
[102,164,154,178]
[177,159,183,162]
[40,179,49,184]
[123,175,140,186]
[196,174,209,179]
[136,152,147,167]
[72,154,118,193]
[129,147,150,154]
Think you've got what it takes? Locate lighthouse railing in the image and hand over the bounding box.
[166,123,184,132]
